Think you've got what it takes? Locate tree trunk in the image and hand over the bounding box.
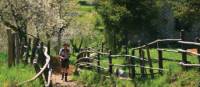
[57,29,62,54]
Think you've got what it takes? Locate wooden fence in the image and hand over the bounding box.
[6,29,52,87]
[76,30,200,80]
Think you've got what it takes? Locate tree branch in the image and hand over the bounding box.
[7,0,20,29]
[0,13,18,31]
[2,20,18,31]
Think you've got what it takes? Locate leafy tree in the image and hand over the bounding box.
[0,0,79,53]
[167,0,200,31]
[97,0,159,52]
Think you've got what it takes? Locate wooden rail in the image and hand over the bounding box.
[179,62,200,67]
[17,47,51,86]
[76,47,168,79]
[132,39,181,50]
[178,41,200,46]
[76,30,200,80]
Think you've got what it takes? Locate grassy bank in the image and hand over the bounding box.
[73,69,199,87]
[72,49,200,87]
[0,53,42,87]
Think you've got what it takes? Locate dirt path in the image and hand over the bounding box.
[51,65,83,87]
[51,74,83,87]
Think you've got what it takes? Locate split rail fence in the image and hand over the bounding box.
[76,30,200,79]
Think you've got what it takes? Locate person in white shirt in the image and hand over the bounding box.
[59,43,70,81]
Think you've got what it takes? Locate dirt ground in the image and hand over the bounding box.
[51,64,84,87]
[51,74,83,87]
[50,56,83,87]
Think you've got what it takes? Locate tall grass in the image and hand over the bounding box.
[72,49,200,87]
[73,69,199,87]
[0,53,43,87]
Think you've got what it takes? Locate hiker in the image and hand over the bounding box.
[59,43,71,81]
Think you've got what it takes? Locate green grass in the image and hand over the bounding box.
[72,48,200,87]
[73,69,200,87]
[0,53,43,87]
[79,5,95,12]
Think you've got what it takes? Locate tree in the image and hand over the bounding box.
[0,0,31,43]
[45,0,79,53]
[97,0,159,52]
[0,0,80,54]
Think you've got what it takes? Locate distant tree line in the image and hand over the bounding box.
[96,0,200,52]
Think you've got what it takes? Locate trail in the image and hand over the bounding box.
[51,74,82,87]
[51,65,83,87]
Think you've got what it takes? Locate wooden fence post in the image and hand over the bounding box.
[84,48,87,57]
[44,67,49,83]
[7,29,14,67]
[125,44,129,76]
[97,53,100,73]
[101,42,104,52]
[158,49,163,75]
[23,41,27,64]
[25,38,31,64]
[12,33,16,66]
[142,49,146,79]
[139,48,146,79]
[196,37,200,71]
[39,42,46,65]
[180,30,188,70]
[131,49,136,79]
[47,40,50,55]
[46,33,51,55]
[87,48,90,57]
[47,39,52,86]
[20,38,26,60]
[15,33,20,64]
[128,56,131,78]
[31,38,39,64]
[33,61,44,84]
[108,50,113,75]
[125,43,129,61]
[146,46,154,78]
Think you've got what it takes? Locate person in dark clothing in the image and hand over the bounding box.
[59,43,71,81]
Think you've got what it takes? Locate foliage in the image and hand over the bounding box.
[97,0,159,52]
[168,0,200,31]
[0,0,80,49]
[97,0,200,50]
[66,2,104,51]
[73,68,200,87]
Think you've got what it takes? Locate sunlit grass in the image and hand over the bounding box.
[79,5,95,12]
[73,48,200,87]
[0,53,42,87]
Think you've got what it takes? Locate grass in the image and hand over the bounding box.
[79,5,95,12]
[72,48,200,87]
[0,53,43,87]
[73,69,200,87]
